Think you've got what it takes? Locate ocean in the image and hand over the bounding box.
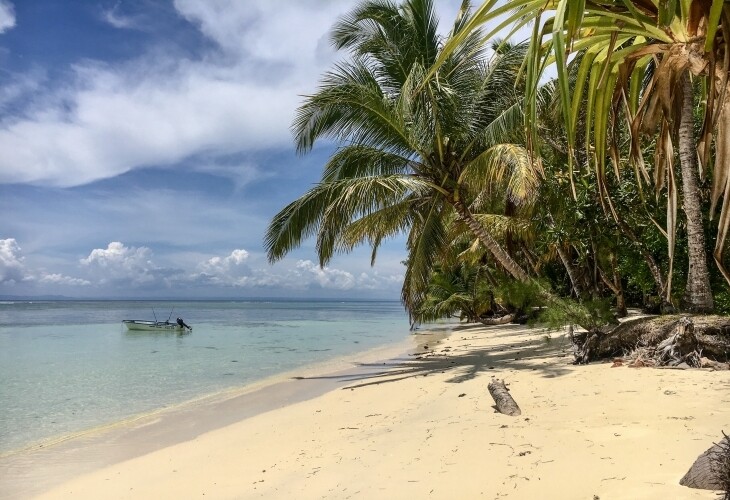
[0,299,412,454]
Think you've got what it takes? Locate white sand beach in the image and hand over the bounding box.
[6,323,729,499]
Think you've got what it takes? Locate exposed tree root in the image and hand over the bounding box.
[571,315,730,367]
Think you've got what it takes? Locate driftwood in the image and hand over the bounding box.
[680,433,730,497]
[487,378,521,416]
[571,315,730,366]
[480,314,516,326]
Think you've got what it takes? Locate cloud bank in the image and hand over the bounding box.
[0,239,403,297]
[0,238,91,287]
[0,1,483,299]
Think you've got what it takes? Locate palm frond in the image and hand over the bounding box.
[462,143,542,205]
[401,198,449,317]
[322,145,417,182]
[292,60,416,156]
[315,175,434,265]
[472,213,534,241]
[331,0,440,89]
[337,196,419,260]
[265,182,336,263]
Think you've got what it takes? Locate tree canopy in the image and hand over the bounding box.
[266,0,730,324]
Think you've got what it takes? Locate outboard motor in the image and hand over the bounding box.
[176,317,191,331]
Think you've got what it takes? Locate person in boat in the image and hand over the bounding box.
[177,317,191,330]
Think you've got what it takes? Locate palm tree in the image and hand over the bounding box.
[414,261,494,324]
[265,0,541,313]
[438,1,729,312]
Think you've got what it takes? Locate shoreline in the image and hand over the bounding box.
[6,322,729,499]
[0,324,452,499]
[0,299,413,457]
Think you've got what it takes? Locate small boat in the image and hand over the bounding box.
[123,319,192,332]
[123,308,192,332]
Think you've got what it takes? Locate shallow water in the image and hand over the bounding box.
[0,300,410,453]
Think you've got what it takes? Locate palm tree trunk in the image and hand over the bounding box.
[610,252,627,318]
[556,244,584,300]
[520,244,540,275]
[678,72,714,312]
[598,253,628,317]
[451,200,530,282]
[546,214,585,299]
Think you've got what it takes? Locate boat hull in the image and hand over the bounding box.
[123,320,187,332]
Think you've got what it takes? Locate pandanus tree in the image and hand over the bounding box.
[439,0,730,312]
[265,0,541,314]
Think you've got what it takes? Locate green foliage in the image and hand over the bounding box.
[433,1,730,314]
[713,290,730,316]
[539,297,616,332]
[414,262,492,324]
[267,0,730,329]
[494,279,544,314]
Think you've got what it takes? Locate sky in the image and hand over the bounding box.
[0,0,521,300]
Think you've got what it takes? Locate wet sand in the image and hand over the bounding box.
[1,329,445,499]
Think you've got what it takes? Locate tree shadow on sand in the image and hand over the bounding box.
[294,324,575,390]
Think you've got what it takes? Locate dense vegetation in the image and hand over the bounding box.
[265,0,730,331]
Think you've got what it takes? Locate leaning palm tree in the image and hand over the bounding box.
[438,1,729,312]
[265,0,541,313]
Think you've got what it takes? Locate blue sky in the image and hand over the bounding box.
[0,0,521,300]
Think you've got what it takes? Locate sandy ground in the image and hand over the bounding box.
[10,323,730,499]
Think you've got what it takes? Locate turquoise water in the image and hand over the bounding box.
[0,300,410,453]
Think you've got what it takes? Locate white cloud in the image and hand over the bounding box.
[0,0,476,188]
[0,1,15,34]
[294,259,356,290]
[81,241,151,268]
[225,248,248,265]
[274,259,403,292]
[173,0,345,61]
[0,61,302,186]
[195,248,252,283]
[0,238,89,288]
[0,68,46,111]
[0,238,26,284]
[192,160,272,190]
[0,1,356,187]
[80,244,254,290]
[80,241,162,285]
[102,10,136,30]
[38,273,91,286]
[186,251,402,294]
[0,240,403,295]
[356,271,403,290]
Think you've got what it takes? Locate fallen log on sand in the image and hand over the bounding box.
[480,314,515,326]
[487,378,521,416]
